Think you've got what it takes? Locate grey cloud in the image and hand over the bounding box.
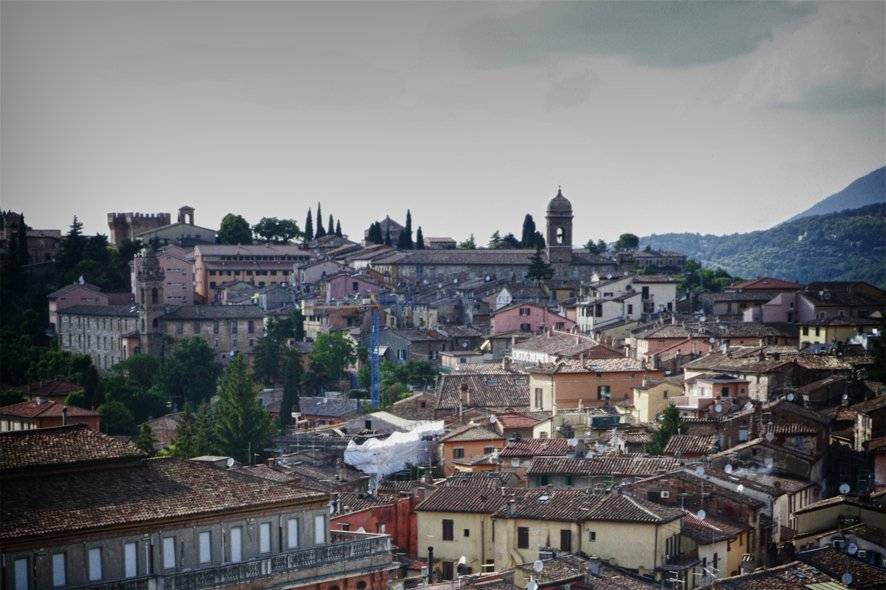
[459,1,816,68]
[545,69,597,110]
[772,80,885,112]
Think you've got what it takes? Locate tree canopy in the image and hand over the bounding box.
[157,337,222,408]
[252,217,300,244]
[217,214,253,245]
[614,233,640,252]
[214,354,275,463]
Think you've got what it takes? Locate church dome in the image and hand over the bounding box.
[547,187,572,215]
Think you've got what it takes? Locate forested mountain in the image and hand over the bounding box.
[787,166,884,222]
[640,203,886,287]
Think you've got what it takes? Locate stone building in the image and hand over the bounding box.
[193,244,312,302]
[1,425,395,590]
[130,245,195,306]
[107,210,171,245]
[134,206,218,247]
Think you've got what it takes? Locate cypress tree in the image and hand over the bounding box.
[134,422,156,456]
[304,209,314,242]
[335,219,342,237]
[521,214,536,248]
[397,228,411,249]
[527,245,553,280]
[416,226,425,249]
[280,350,302,429]
[214,354,275,464]
[315,203,326,238]
[16,214,28,265]
[328,214,335,236]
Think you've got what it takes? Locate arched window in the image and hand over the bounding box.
[151,287,159,304]
[556,226,566,244]
[153,318,159,329]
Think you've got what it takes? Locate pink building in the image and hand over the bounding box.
[325,272,384,302]
[47,282,109,331]
[131,245,194,306]
[490,302,575,335]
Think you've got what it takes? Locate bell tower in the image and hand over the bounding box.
[136,245,166,358]
[546,186,574,264]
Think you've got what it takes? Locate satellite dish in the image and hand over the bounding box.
[766,432,775,442]
[696,510,706,521]
[489,415,498,424]
[744,402,754,411]
[842,573,854,585]
[708,337,716,344]
[786,393,795,402]
[842,393,849,401]
[724,464,733,474]
[226,457,235,468]
[839,483,851,495]
[737,484,745,493]
[695,466,705,477]
[568,438,578,447]
[714,403,723,413]
[848,543,859,555]
[532,560,544,573]
[765,457,774,468]
[527,581,539,590]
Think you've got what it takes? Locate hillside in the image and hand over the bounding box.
[640,203,886,287]
[787,166,885,222]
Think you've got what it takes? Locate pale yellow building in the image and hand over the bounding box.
[632,377,685,424]
[798,317,879,348]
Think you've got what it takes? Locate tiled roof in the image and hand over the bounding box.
[728,278,803,291]
[436,373,529,410]
[797,546,886,589]
[439,423,504,443]
[0,399,98,419]
[527,455,679,477]
[681,509,748,544]
[232,464,299,483]
[664,434,718,456]
[335,492,396,514]
[22,379,83,398]
[47,282,102,299]
[516,555,658,588]
[493,411,544,429]
[374,249,615,267]
[801,282,886,308]
[1,457,326,541]
[161,305,268,320]
[528,357,649,374]
[58,304,138,318]
[511,331,622,359]
[499,438,572,458]
[494,488,683,524]
[195,244,310,257]
[851,394,886,415]
[441,471,522,489]
[299,396,364,418]
[625,470,766,508]
[0,425,144,473]
[416,486,524,514]
[711,561,838,589]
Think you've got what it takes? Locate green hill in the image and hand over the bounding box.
[640,203,886,287]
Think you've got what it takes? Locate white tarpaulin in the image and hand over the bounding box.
[344,420,444,478]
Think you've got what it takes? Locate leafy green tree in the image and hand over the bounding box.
[315,203,326,238]
[304,209,314,242]
[416,226,425,249]
[308,331,356,388]
[585,239,608,254]
[280,350,302,428]
[217,214,253,245]
[113,353,160,391]
[531,231,546,249]
[488,231,503,249]
[501,233,521,248]
[56,217,88,280]
[157,337,221,408]
[98,400,137,437]
[383,228,393,246]
[253,217,300,244]
[458,234,476,250]
[645,405,686,455]
[291,308,306,341]
[614,233,640,252]
[172,406,198,458]
[134,422,157,455]
[0,389,25,406]
[521,214,537,248]
[252,334,282,385]
[214,354,275,463]
[869,317,886,382]
[527,245,553,280]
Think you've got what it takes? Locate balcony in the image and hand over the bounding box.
[74,532,393,590]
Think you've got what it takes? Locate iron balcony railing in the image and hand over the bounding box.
[71,533,391,590]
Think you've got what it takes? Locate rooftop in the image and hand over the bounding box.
[494,488,683,524]
[0,424,144,474]
[436,373,529,411]
[0,399,99,419]
[527,455,680,477]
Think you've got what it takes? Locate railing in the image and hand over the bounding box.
[73,534,391,590]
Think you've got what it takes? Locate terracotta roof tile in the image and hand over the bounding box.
[499,438,571,458]
[0,425,144,473]
[527,455,679,477]
[436,373,529,411]
[664,434,718,456]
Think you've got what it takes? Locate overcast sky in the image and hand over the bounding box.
[2,1,883,243]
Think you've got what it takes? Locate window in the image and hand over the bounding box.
[88,548,102,581]
[519,323,531,332]
[483,446,495,455]
[199,532,211,564]
[721,386,730,397]
[260,522,271,553]
[519,307,530,316]
[627,304,633,315]
[314,514,326,544]
[802,326,809,336]
[442,561,454,581]
[176,322,183,335]
[588,531,596,542]
[52,553,66,587]
[815,327,820,337]
[442,519,454,541]
[213,321,219,334]
[352,281,359,292]
[14,558,28,590]
[162,537,176,569]
[597,385,611,401]
[287,518,300,549]
[538,475,550,485]
[517,526,529,549]
[452,448,465,459]
[560,529,572,552]
[564,475,574,486]
[248,320,255,334]
[124,542,138,578]
[231,321,238,334]
[230,526,243,563]
[463,528,471,537]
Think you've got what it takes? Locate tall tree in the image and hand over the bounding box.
[520,214,537,248]
[252,334,282,385]
[308,331,356,389]
[335,219,342,237]
[134,422,157,456]
[458,234,476,250]
[328,214,335,236]
[304,209,314,242]
[315,203,326,238]
[416,226,425,249]
[501,233,521,248]
[214,354,275,464]
[645,405,686,455]
[367,222,382,245]
[157,337,222,409]
[217,214,253,245]
[291,308,306,341]
[280,350,302,429]
[405,209,412,235]
[253,217,300,244]
[98,400,137,437]
[488,231,503,249]
[397,228,412,249]
[527,245,554,280]
[56,217,88,280]
[614,233,640,252]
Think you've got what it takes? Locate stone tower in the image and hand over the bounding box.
[136,246,166,358]
[546,187,574,264]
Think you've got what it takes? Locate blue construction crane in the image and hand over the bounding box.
[369,295,381,407]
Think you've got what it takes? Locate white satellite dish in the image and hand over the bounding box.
[458,556,467,565]
[744,402,754,411]
[696,510,706,521]
[532,560,544,573]
[568,438,578,447]
[724,464,733,474]
[226,457,235,468]
[489,415,497,424]
[765,457,774,468]
[786,393,795,402]
[695,466,705,477]
[527,581,539,590]
[766,432,775,442]
[842,573,854,585]
[737,484,745,493]
[839,483,851,495]
[848,543,859,555]
[843,393,849,401]
[714,403,723,413]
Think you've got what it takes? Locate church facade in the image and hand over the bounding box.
[369,189,616,284]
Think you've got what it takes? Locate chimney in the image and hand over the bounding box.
[502,356,512,372]
[335,459,344,482]
[61,405,68,426]
[507,496,516,516]
[427,547,435,583]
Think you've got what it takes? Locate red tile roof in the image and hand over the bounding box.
[23,379,83,398]
[527,455,680,477]
[0,424,144,473]
[499,438,571,458]
[664,434,718,456]
[0,399,98,419]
